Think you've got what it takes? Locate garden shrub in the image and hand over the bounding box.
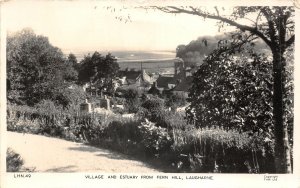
[7,148,24,172]
[7,103,276,173]
[34,99,63,114]
[165,93,187,110]
[56,85,86,109]
[137,120,173,158]
[123,87,140,113]
[8,104,68,137]
[112,106,126,115]
[137,96,170,128]
[83,119,143,155]
[170,127,275,173]
[187,54,275,139]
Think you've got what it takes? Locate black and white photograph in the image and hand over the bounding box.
[1,0,299,187]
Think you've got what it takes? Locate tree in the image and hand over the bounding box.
[78,52,120,96]
[7,29,77,106]
[67,53,80,72]
[67,53,78,65]
[124,87,140,113]
[78,54,96,84]
[152,6,294,173]
[187,51,274,132]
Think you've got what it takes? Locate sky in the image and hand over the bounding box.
[3,1,228,54]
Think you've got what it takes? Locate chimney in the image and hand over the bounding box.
[153,81,157,88]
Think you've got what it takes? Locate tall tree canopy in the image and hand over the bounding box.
[78,52,120,96]
[152,6,294,173]
[66,53,80,72]
[7,29,78,106]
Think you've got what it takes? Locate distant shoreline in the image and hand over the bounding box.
[117,58,176,63]
[63,50,176,62]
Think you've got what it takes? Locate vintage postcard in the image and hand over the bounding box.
[0,0,299,187]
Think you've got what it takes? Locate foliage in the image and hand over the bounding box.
[152,5,295,173]
[7,148,24,172]
[137,96,168,127]
[34,99,63,113]
[8,104,68,137]
[99,120,143,153]
[7,103,275,173]
[282,45,294,146]
[111,106,126,115]
[7,29,78,106]
[53,85,86,110]
[78,52,120,96]
[138,120,173,158]
[123,87,140,113]
[67,53,80,72]
[164,93,187,110]
[170,128,274,173]
[111,97,125,105]
[187,53,274,138]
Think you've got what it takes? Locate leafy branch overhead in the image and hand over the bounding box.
[149,6,294,174]
[149,6,294,50]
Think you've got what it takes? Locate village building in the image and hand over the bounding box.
[156,75,176,90]
[118,68,153,89]
[171,76,193,98]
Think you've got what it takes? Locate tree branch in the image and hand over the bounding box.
[214,6,219,16]
[261,7,277,47]
[152,6,272,47]
[255,10,263,28]
[207,34,258,61]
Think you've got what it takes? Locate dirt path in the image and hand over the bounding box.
[7,131,161,173]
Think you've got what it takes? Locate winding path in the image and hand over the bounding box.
[7,131,160,173]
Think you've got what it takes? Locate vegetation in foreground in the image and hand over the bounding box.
[6,148,35,172]
[7,100,275,173]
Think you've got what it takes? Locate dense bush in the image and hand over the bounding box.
[165,93,187,110]
[187,54,274,137]
[7,148,24,172]
[97,120,143,154]
[8,104,78,139]
[54,85,87,110]
[137,96,189,130]
[170,128,274,172]
[34,99,63,113]
[123,87,140,113]
[137,97,170,128]
[7,103,276,173]
[111,106,126,115]
[138,120,173,158]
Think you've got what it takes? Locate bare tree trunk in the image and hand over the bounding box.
[273,52,292,173]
